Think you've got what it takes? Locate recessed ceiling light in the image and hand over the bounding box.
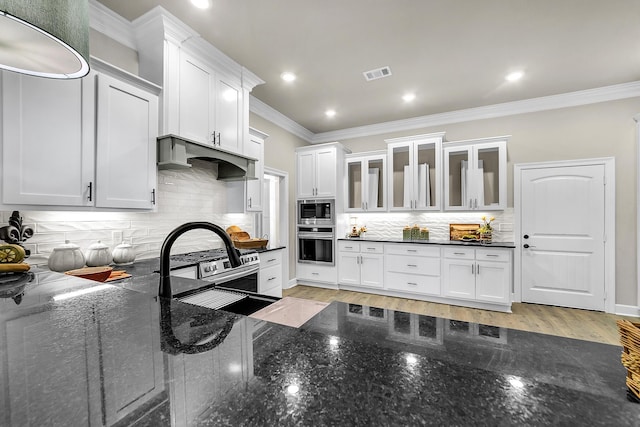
[325,109,336,118]
[191,0,210,9]
[402,93,416,102]
[505,71,524,82]
[281,72,296,82]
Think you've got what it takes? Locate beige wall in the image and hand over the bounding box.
[337,98,640,306]
[249,113,310,281]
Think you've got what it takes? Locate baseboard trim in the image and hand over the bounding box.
[285,278,297,289]
[615,304,640,317]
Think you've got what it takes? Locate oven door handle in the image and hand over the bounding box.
[298,232,334,240]
[210,265,260,285]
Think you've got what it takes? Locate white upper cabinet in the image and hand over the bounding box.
[178,51,241,152]
[345,151,387,212]
[133,9,264,157]
[296,143,350,199]
[0,60,160,210]
[2,72,95,207]
[245,128,267,211]
[95,73,159,209]
[386,133,444,211]
[443,136,507,211]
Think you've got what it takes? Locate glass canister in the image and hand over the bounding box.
[402,226,411,240]
[411,224,420,240]
[420,228,430,240]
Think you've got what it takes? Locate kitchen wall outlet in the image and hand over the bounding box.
[499,223,513,232]
[112,230,123,244]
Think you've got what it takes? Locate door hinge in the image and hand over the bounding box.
[603,176,606,185]
[603,233,607,243]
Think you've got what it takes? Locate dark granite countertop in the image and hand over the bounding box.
[255,245,286,253]
[338,237,516,248]
[0,268,637,425]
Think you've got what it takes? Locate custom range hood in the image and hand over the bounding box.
[157,135,256,181]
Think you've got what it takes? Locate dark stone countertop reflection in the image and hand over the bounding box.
[0,268,638,426]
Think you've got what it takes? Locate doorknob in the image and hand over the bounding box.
[523,234,529,239]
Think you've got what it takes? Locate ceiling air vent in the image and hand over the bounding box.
[363,66,392,81]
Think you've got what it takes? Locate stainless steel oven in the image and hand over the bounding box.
[297,226,334,265]
[297,199,334,225]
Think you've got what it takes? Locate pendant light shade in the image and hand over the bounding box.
[0,0,90,79]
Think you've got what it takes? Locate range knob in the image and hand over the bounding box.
[204,265,212,273]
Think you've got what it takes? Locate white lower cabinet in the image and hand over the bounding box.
[384,244,441,296]
[338,241,384,288]
[334,240,512,312]
[442,247,511,304]
[259,249,283,297]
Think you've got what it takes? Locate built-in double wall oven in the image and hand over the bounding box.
[297,199,335,265]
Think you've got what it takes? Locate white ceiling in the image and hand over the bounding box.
[96,0,640,135]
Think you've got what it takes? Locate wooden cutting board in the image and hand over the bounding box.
[105,270,131,282]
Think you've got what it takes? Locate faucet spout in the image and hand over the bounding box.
[158,222,242,298]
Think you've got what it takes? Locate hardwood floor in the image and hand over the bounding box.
[283,285,636,346]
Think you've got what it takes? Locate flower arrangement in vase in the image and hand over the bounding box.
[477,216,495,243]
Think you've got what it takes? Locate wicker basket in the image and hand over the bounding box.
[616,319,640,401]
[232,238,268,249]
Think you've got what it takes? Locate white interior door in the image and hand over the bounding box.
[520,164,606,311]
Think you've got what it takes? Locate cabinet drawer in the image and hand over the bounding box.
[385,254,440,276]
[384,271,441,296]
[260,250,283,267]
[359,242,384,254]
[259,264,282,292]
[443,247,475,260]
[384,244,440,257]
[338,241,360,253]
[297,263,337,284]
[475,249,510,263]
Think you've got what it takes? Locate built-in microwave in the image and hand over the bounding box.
[297,199,334,225]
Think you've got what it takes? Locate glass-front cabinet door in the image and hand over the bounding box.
[386,132,444,211]
[345,151,386,212]
[443,137,507,211]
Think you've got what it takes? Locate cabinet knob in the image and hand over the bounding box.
[523,234,529,239]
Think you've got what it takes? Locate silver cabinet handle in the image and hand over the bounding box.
[216,132,221,145]
[469,199,473,209]
[477,264,480,274]
[345,246,353,249]
[87,182,93,201]
[407,282,418,286]
[485,254,499,257]
[407,249,417,253]
[267,277,276,281]
[248,197,252,208]
[407,264,417,267]
[474,199,478,209]
[366,247,376,251]
[365,202,368,210]
[312,272,319,275]
[471,264,475,274]
[267,258,277,263]
[151,188,156,205]
[454,252,465,255]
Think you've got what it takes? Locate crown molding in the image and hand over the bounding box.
[310,81,640,143]
[249,96,315,142]
[88,0,136,50]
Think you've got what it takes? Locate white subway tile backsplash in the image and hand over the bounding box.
[1,163,255,266]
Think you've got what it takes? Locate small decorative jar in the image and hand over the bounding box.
[48,240,85,272]
[112,241,136,265]
[85,241,113,267]
[420,228,430,240]
[403,226,411,240]
[411,224,420,240]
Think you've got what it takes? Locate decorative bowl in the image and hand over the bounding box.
[65,266,113,282]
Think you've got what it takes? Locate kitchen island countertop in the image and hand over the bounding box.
[0,267,637,426]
